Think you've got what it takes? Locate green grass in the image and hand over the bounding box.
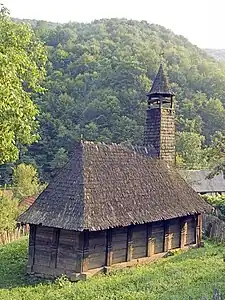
[0,238,225,300]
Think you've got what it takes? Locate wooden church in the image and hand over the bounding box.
[18,64,210,280]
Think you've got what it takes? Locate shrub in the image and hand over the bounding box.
[0,192,19,234]
[12,163,42,200]
[202,194,225,218]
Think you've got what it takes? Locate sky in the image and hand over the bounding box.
[2,0,225,49]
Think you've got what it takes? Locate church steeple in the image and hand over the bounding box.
[147,63,174,108]
[144,63,175,164]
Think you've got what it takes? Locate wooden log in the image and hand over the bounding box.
[180,217,187,248]
[126,226,133,262]
[196,214,202,247]
[163,221,170,252]
[82,231,89,272]
[146,223,153,257]
[27,224,36,273]
[50,228,60,269]
[106,229,113,266]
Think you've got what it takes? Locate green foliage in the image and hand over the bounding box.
[176,131,208,169]
[0,17,224,178]
[0,6,47,165]
[12,163,42,200]
[14,18,224,178]
[0,192,19,233]
[202,194,225,217]
[0,239,225,299]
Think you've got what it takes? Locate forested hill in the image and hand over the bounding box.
[14,19,225,178]
[204,49,225,62]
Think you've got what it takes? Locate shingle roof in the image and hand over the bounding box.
[179,170,225,193]
[147,64,174,98]
[18,142,211,231]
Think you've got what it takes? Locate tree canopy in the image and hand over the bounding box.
[0,6,47,165]
[1,17,225,180]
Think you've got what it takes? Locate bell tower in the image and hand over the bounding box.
[144,64,175,164]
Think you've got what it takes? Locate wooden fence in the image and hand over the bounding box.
[0,224,29,245]
[203,213,225,242]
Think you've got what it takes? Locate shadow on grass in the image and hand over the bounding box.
[0,237,48,289]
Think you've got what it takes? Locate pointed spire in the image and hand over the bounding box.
[147,64,174,98]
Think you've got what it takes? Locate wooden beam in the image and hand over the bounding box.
[196,214,202,247]
[146,223,153,257]
[82,231,89,272]
[180,217,187,248]
[126,226,133,262]
[50,228,60,269]
[106,229,113,266]
[27,224,36,273]
[163,220,170,252]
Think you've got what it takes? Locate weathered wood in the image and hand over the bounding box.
[152,222,164,254]
[82,231,89,272]
[112,227,127,264]
[186,216,196,245]
[27,224,36,273]
[147,223,153,257]
[57,230,79,271]
[132,224,147,259]
[196,214,202,247]
[106,229,113,266]
[50,228,60,269]
[112,249,127,264]
[180,217,187,248]
[126,226,133,261]
[88,230,106,270]
[169,219,180,249]
[163,221,169,251]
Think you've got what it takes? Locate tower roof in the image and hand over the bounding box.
[147,64,174,98]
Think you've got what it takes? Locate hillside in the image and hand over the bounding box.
[205,49,225,62]
[2,18,225,179]
[0,238,224,299]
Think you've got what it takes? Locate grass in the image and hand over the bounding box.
[0,238,225,299]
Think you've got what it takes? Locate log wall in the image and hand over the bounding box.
[151,221,164,254]
[186,216,196,245]
[88,230,106,269]
[112,227,127,264]
[31,226,80,275]
[28,214,201,277]
[132,224,147,259]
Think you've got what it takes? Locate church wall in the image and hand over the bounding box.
[132,224,147,259]
[111,227,128,264]
[88,230,107,269]
[28,225,81,277]
[27,214,201,278]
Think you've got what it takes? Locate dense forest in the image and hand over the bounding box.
[1,17,225,182]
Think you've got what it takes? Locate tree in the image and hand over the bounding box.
[176,131,208,169]
[0,192,19,233]
[0,6,47,164]
[12,163,41,200]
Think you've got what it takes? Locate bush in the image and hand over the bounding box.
[12,163,42,200]
[202,194,225,218]
[0,192,19,234]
